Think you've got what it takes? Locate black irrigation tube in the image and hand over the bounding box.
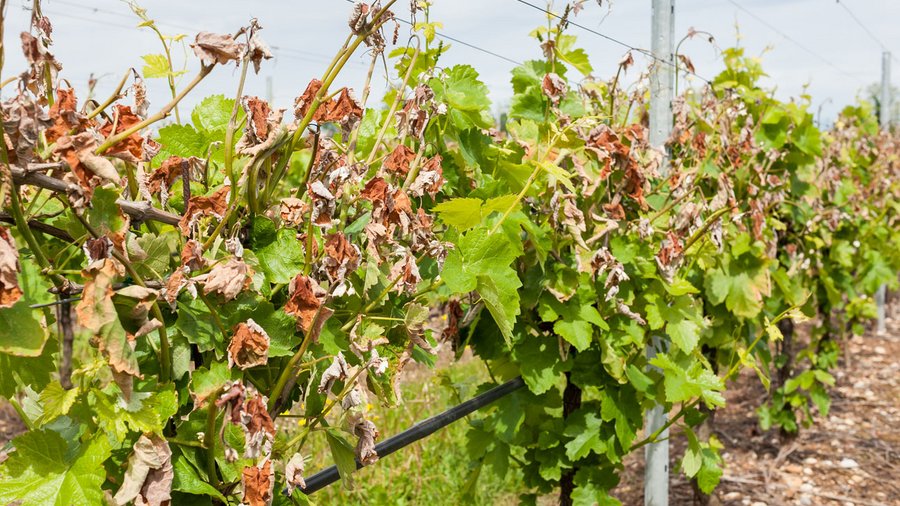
[300,375,526,495]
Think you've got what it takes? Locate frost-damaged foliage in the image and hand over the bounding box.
[0,1,465,504]
[425,6,900,506]
[0,1,898,505]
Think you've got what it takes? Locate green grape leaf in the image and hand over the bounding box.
[432,198,484,230]
[0,430,111,506]
[438,64,491,112]
[35,382,79,426]
[191,94,238,136]
[326,429,358,484]
[511,334,565,395]
[172,451,228,501]
[255,229,305,284]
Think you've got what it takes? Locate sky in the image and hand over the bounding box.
[1,0,898,123]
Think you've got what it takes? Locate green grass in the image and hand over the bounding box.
[298,357,524,505]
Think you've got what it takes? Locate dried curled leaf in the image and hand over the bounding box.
[235,96,285,156]
[241,459,273,506]
[191,31,244,66]
[1,92,51,164]
[146,156,187,195]
[389,254,421,294]
[200,256,253,301]
[179,186,230,236]
[284,453,306,496]
[352,417,379,466]
[318,352,348,395]
[228,319,270,370]
[55,132,120,197]
[99,105,155,164]
[247,20,273,74]
[76,259,141,398]
[113,434,173,506]
[44,88,85,146]
[20,31,61,98]
[293,79,323,121]
[180,239,205,272]
[541,72,567,105]
[279,197,307,226]
[284,274,333,335]
[323,232,360,283]
[383,144,416,176]
[0,227,23,308]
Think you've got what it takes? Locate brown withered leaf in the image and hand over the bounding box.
[359,177,389,203]
[20,32,61,99]
[284,453,306,496]
[293,79,323,121]
[192,31,244,66]
[46,88,84,144]
[348,2,371,34]
[283,274,332,334]
[163,268,196,307]
[389,254,421,294]
[382,144,416,176]
[228,319,270,370]
[441,299,463,345]
[132,74,150,118]
[235,96,285,156]
[242,459,274,506]
[323,233,360,282]
[603,202,626,220]
[113,434,173,506]
[322,88,362,131]
[655,231,684,283]
[242,393,275,459]
[201,256,253,301]
[99,105,148,164]
[76,259,141,398]
[180,239,205,272]
[308,180,335,227]
[243,96,271,144]
[83,237,112,263]
[279,197,307,226]
[408,155,444,198]
[0,227,23,308]
[352,417,379,466]
[179,186,230,236]
[318,352,349,395]
[147,156,186,195]
[541,73,567,105]
[247,23,273,74]
[1,93,51,165]
[55,132,119,198]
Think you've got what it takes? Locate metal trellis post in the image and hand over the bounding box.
[876,51,890,335]
[646,0,675,505]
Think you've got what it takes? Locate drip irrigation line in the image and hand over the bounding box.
[513,0,713,84]
[299,376,526,495]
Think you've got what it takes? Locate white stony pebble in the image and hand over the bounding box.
[839,457,859,469]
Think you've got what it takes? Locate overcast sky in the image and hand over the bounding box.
[2,0,898,123]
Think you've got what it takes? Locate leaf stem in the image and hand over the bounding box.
[95,64,214,154]
[85,69,132,120]
[205,396,220,489]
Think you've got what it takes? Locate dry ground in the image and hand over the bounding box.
[614,315,900,506]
